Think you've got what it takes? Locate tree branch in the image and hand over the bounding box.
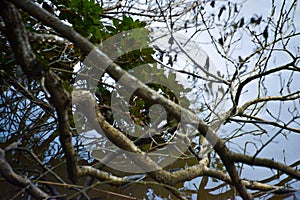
[231,152,300,180]
[0,148,49,199]
[0,0,78,183]
[7,0,253,198]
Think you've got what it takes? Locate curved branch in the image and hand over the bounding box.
[231,114,300,134]
[237,91,300,114]
[231,152,300,180]
[233,61,297,111]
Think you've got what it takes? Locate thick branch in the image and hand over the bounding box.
[77,166,126,184]
[44,70,78,182]
[0,0,45,77]
[28,31,70,46]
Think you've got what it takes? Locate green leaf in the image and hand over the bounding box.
[71,0,79,12]
[58,11,70,20]
[84,16,93,26]
[82,0,89,12]
[113,18,119,28]
[92,5,103,14]
[123,15,134,26]
[106,26,116,32]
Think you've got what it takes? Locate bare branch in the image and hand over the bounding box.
[231,152,300,180]
[0,0,78,183]
[0,148,49,199]
[237,91,300,114]
[233,61,298,112]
